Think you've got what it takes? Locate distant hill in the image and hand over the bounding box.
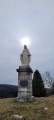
[0,84,18,98]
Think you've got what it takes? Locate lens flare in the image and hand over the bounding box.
[21,37,30,46]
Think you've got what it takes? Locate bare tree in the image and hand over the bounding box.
[44,71,54,88]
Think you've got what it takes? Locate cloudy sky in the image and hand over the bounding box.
[0,0,54,85]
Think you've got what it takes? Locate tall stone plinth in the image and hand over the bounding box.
[16,65,33,102]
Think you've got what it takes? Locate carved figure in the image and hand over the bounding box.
[20,45,31,65]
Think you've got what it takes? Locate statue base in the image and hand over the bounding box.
[16,65,33,102]
[15,96,34,102]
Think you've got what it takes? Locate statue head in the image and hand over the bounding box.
[24,45,27,49]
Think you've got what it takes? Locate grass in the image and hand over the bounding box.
[0,96,54,120]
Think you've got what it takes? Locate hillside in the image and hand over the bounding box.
[0,84,18,98]
[0,96,54,120]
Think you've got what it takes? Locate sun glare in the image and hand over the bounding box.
[21,37,30,46]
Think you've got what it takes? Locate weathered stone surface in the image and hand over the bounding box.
[16,65,33,73]
[15,96,34,102]
[16,65,33,99]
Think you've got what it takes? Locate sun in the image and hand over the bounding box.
[21,37,30,46]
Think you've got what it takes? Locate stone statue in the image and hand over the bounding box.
[16,45,33,102]
[20,45,31,65]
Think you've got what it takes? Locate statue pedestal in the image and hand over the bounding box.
[16,65,34,102]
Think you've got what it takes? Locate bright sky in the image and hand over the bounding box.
[0,0,54,85]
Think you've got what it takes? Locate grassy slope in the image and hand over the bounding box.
[0,96,54,120]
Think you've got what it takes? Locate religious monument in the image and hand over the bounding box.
[16,45,33,102]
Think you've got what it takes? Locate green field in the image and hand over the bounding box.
[0,96,54,120]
